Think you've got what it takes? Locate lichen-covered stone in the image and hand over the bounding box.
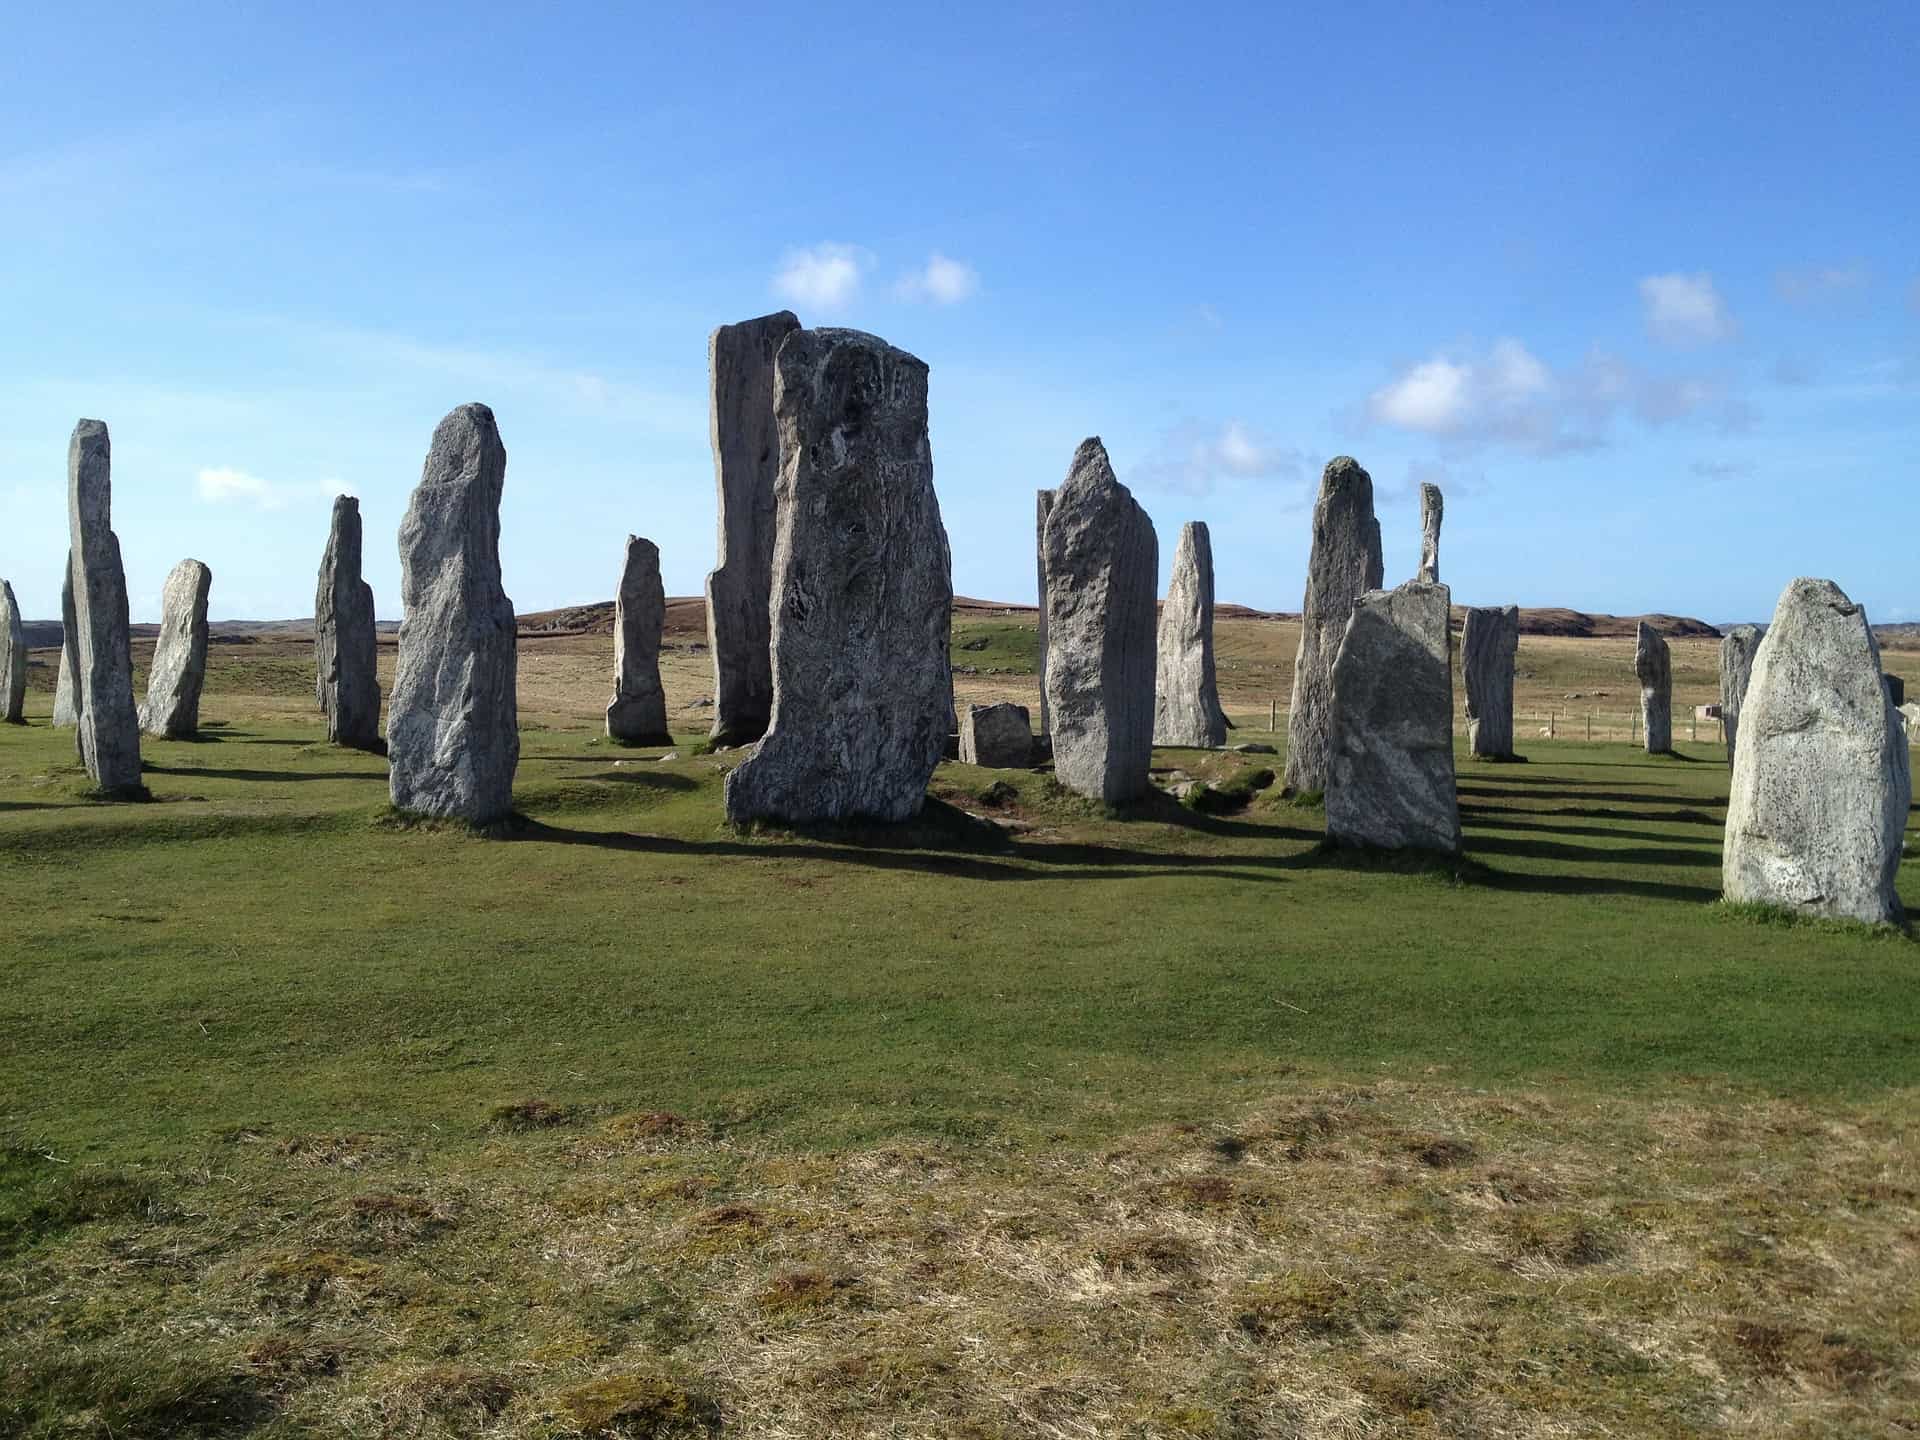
[1723,578,1909,925]
[723,328,951,825]
[1719,624,1761,766]
[315,495,382,748]
[960,702,1032,768]
[1035,488,1055,737]
[1284,458,1383,794]
[0,579,24,723]
[1418,481,1443,583]
[140,559,211,737]
[67,420,142,792]
[1042,438,1157,805]
[1154,521,1227,748]
[1635,621,1672,753]
[1461,605,1518,758]
[606,534,670,745]
[388,404,519,823]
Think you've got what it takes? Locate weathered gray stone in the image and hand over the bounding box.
[67,421,142,792]
[606,534,670,745]
[705,310,802,747]
[1327,580,1460,854]
[1153,521,1227,748]
[1635,621,1672,753]
[1042,438,1157,806]
[1461,605,1519,758]
[1719,624,1761,765]
[388,404,519,823]
[1418,481,1443,583]
[315,495,382,748]
[53,562,77,727]
[1035,488,1055,737]
[1901,701,1920,742]
[1723,578,1909,925]
[140,559,211,738]
[0,579,24,722]
[1284,457,1383,794]
[960,702,1032,768]
[724,328,951,825]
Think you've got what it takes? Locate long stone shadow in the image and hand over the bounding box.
[1466,831,1721,870]
[1459,812,1721,847]
[1475,866,1720,903]
[141,763,390,784]
[1457,785,1720,808]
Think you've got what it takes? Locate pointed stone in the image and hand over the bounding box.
[388,404,518,823]
[705,310,803,747]
[67,421,142,793]
[1284,458,1383,794]
[1719,624,1761,766]
[1723,578,1909,925]
[1418,482,1443,583]
[724,328,951,825]
[1154,521,1227,748]
[1035,488,1055,737]
[53,561,77,727]
[0,579,24,722]
[1461,605,1519,758]
[140,559,211,737]
[1634,621,1672,753]
[1042,438,1158,805]
[315,495,382,748]
[607,535,670,745]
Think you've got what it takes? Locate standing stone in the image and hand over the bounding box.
[1154,521,1227,748]
[1284,458,1383,794]
[1723,578,1909,925]
[1418,482,1443,583]
[315,495,382,749]
[1719,624,1761,765]
[723,328,951,825]
[140,559,212,738]
[53,563,78,727]
[606,535,671,745]
[960,702,1033,768]
[1885,674,1906,707]
[1461,605,1519,758]
[1043,438,1157,805]
[0,580,24,722]
[387,404,518,823]
[67,421,142,793]
[1327,581,1460,854]
[1035,488,1056,738]
[1634,621,1673,753]
[705,310,803,747]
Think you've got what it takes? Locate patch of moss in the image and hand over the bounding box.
[554,1371,721,1437]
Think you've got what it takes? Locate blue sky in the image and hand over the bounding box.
[2,2,1915,626]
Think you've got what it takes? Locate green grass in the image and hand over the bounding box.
[948,618,1038,673]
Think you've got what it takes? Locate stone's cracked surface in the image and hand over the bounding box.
[1284,457,1383,794]
[705,310,803,747]
[67,420,142,792]
[960,702,1033,768]
[315,495,382,749]
[140,559,211,738]
[1461,604,1519,758]
[1635,621,1673,753]
[607,534,671,745]
[724,328,952,825]
[1718,624,1761,766]
[0,579,24,723]
[1418,481,1443,583]
[1035,488,1056,738]
[53,562,77,727]
[1723,577,1909,925]
[1154,521,1228,748]
[1042,438,1157,806]
[1327,581,1460,854]
[388,403,519,823]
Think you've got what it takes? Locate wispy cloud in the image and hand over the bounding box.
[894,252,981,305]
[1773,262,1869,304]
[1130,420,1308,497]
[196,467,348,510]
[1639,272,1739,347]
[772,243,869,312]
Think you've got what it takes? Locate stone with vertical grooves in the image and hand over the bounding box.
[705,310,803,747]
[1635,621,1673,753]
[140,559,212,737]
[0,579,25,722]
[1043,438,1158,805]
[1719,624,1761,766]
[315,495,382,749]
[67,420,142,792]
[606,534,671,744]
[723,328,952,825]
[1153,521,1227,748]
[1461,604,1519,758]
[1284,457,1383,794]
[388,404,519,823]
[1035,488,1055,737]
[53,562,78,727]
[1418,482,1443,583]
[1723,577,1908,925]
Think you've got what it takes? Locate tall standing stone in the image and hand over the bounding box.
[0,580,25,723]
[315,495,382,749]
[1634,621,1672,753]
[705,310,803,747]
[67,421,142,793]
[53,563,78,727]
[140,559,212,738]
[1723,578,1909,925]
[1035,488,1056,738]
[1154,520,1227,748]
[1043,438,1158,805]
[723,328,951,825]
[1284,458,1383,794]
[606,534,670,745]
[1461,604,1519,759]
[1418,482,1443,583]
[1719,624,1761,766]
[387,404,518,823]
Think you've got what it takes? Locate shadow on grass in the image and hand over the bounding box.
[1457,786,1724,810]
[1467,832,1722,870]
[1458,809,1723,845]
[141,764,389,784]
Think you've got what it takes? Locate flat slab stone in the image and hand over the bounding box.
[0,579,24,722]
[1154,521,1227,748]
[140,558,211,738]
[607,534,671,744]
[724,328,952,825]
[1462,604,1519,758]
[1723,577,1909,925]
[1719,624,1761,766]
[316,495,382,749]
[1285,457,1383,794]
[67,420,142,792]
[960,702,1033,768]
[1635,621,1673,753]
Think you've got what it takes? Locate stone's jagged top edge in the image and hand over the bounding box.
[332,493,360,517]
[783,326,928,371]
[711,309,801,341]
[1322,455,1371,488]
[1777,575,1862,619]
[71,417,109,442]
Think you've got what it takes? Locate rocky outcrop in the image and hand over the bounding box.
[1418,482,1443,583]
[140,559,211,737]
[1461,605,1518,758]
[1719,624,1761,766]
[1154,521,1227,748]
[705,310,802,747]
[388,404,519,823]
[724,328,952,825]
[1042,438,1157,806]
[1723,578,1909,925]
[315,495,382,749]
[67,420,142,793]
[1284,458,1383,794]
[606,535,671,744]
[0,579,24,722]
[960,702,1033,768]
[1635,621,1672,753]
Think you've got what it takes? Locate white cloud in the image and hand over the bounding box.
[1131,420,1308,496]
[195,466,341,510]
[895,252,981,305]
[1639,272,1738,347]
[1774,263,1869,304]
[772,243,868,312]
[1371,358,1472,431]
